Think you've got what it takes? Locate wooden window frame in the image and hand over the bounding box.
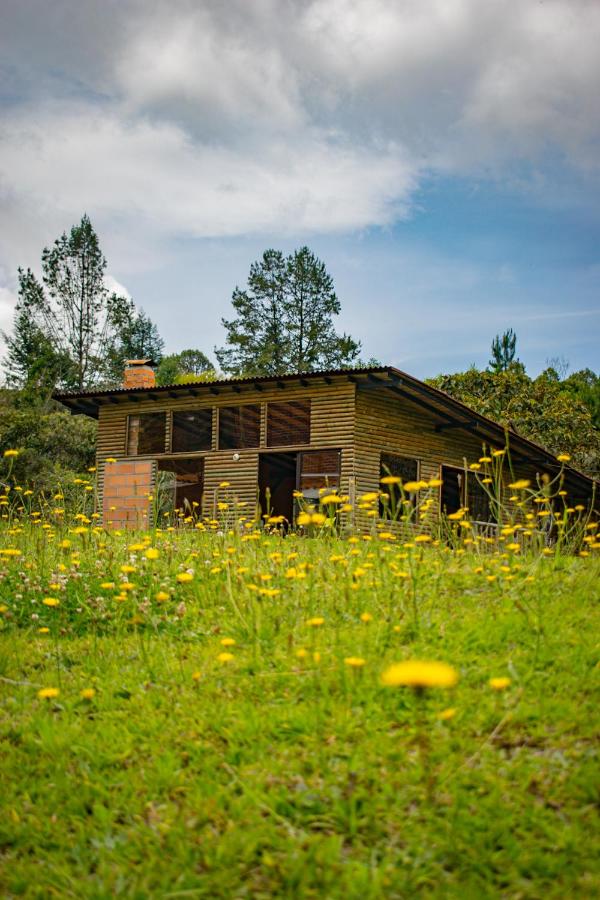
[171,408,213,454]
[126,411,168,457]
[266,400,311,448]
[217,404,261,450]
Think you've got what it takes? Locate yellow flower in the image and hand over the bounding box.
[296,648,308,659]
[42,597,60,607]
[508,479,531,490]
[176,572,193,583]
[80,688,96,700]
[380,475,401,485]
[105,457,117,464]
[3,449,19,458]
[310,512,326,526]
[220,637,236,647]
[360,492,379,503]
[381,660,458,689]
[100,582,115,590]
[428,478,443,488]
[556,453,571,462]
[415,534,432,543]
[360,612,373,623]
[217,652,234,663]
[145,547,160,560]
[491,449,506,457]
[219,481,231,488]
[37,627,50,634]
[439,707,457,721]
[155,591,170,602]
[37,687,60,700]
[321,494,342,504]
[297,512,311,526]
[306,617,324,627]
[489,676,511,690]
[192,670,202,681]
[344,657,366,668]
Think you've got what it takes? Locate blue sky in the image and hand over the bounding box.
[0,0,598,380]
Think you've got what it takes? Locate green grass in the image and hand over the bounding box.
[0,528,599,898]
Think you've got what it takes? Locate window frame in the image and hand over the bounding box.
[217,403,261,450]
[171,408,213,454]
[126,411,168,457]
[266,399,311,448]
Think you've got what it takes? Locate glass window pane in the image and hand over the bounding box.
[172,409,212,453]
[218,405,261,449]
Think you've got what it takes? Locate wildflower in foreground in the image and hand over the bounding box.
[344,657,366,668]
[217,652,234,663]
[42,597,60,607]
[220,637,236,647]
[80,688,96,700]
[38,687,60,700]
[306,617,325,627]
[176,572,194,583]
[489,677,511,691]
[439,707,457,721]
[381,660,458,689]
[3,449,19,458]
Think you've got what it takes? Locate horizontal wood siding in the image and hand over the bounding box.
[354,387,541,530]
[95,381,356,523]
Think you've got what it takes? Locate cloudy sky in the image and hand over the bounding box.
[1,0,599,378]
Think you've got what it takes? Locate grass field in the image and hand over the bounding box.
[1,514,599,898]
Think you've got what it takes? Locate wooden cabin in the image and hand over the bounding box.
[54,362,596,529]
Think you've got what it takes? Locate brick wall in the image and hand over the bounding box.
[102,459,154,529]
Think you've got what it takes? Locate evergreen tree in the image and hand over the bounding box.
[2,269,74,398]
[489,328,520,373]
[215,247,360,376]
[104,304,164,384]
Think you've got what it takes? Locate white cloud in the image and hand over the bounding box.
[0,0,599,308]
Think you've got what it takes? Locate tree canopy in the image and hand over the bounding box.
[427,365,600,478]
[215,247,361,376]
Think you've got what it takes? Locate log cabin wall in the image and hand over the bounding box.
[95,379,356,527]
[354,385,543,530]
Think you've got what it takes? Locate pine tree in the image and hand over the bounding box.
[104,305,165,384]
[489,329,520,373]
[216,247,360,375]
[2,269,74,398]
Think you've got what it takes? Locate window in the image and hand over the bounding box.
[267,400,311,446]
[172,409,212,453]
[218,405,261,449]
[379,453,419,517]
[127,413,166,456]
[380,452,419,483]
[441,466,493,523]
[299,450,341,498]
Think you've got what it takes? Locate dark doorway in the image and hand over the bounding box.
[441,466,463,516]
[259,453,298,523]
[158,458,204,516]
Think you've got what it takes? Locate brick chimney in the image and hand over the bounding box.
[123,359,156,389]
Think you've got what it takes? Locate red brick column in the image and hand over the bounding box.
[102,460,154,529]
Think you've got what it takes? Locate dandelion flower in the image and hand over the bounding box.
[37,687,60,700]
[3,449,19,458]
[220,637,236,647]
[80,688,96,700]
[217,652,234,663]
[145,547,160,560]
[192,671,202,681]
[360,612,373,623]
[42,597,60,607]
[489,677,511,691]
[381,660,458,689]
[439,707,457,721]
[176,572,193,584]
[344,657,366,668]
[306,617,325,627]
